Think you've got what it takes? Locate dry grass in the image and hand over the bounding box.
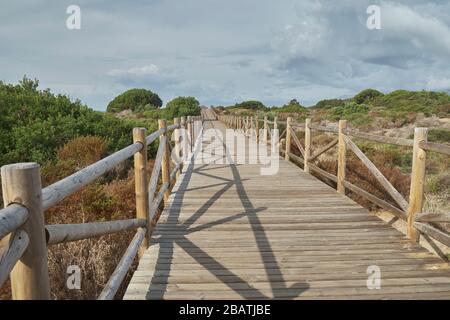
[1,136,157,300]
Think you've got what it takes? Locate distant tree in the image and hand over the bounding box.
[278,99,306,113]
[231,100,267,111]
[107,89,162,113]
[353,89,383,104]
[164,96,201,119]
[313,99,346,109]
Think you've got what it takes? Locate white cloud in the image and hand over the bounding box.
[426,76,450,91]
[381,1,450,56]
[107,64,160,77]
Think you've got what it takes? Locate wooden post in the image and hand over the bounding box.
[159,120,171,202]
[255,116,259,143]
[133,128,149,257]
[285,117,292,161]
[1,163,50,300]
[407,128,428,242]
[304,118,311,173]
[173,118,182,178]
[274,116,278,131]
[187,116,193,152]
[180,117,186,173]
[263,116,268,144]
[337,120,347,194]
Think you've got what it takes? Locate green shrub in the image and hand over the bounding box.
[353,89,384,104]
[428,129,450,143]
[106,89,162,113]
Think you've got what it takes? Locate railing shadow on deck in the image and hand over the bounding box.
[147,122,309,299]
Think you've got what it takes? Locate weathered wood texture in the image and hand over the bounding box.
[1,163,50,299]
[125,116,450,300]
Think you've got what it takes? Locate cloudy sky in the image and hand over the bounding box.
[1,0,450,110]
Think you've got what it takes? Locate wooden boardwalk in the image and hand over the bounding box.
[124,118,450,300]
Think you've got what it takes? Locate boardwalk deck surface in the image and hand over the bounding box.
[125,114,450,300]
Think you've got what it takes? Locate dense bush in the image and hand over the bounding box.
[106,89,162,113]
[428,128,450,143]
[313,98,346,109]
[0,77,153,167]
[373,90,450,117]
[328,101,370,123]
[353,89,384,104]
[276,99,307,113]
[143,96,202,120]
[228,100,267,111]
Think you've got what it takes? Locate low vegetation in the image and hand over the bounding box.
[0,78,199,299]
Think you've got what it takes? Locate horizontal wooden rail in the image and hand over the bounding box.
[414,222,450,247]
[41,142,143,210]
[145,128,164,145]
[0,230,29,288]
[419,141,450,156]
[98,227,146,300]
[415,212,450,223]
[309,124,338,133]
[345,129,414,147]
[291,123,305,129]
[46,219,147,245]
[0,204,28,240]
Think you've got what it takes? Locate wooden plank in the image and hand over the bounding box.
[345,136,409,211]
[125,118,450,301]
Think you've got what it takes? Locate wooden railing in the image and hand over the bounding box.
[219,113,450,256]
[0,115,203,300]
